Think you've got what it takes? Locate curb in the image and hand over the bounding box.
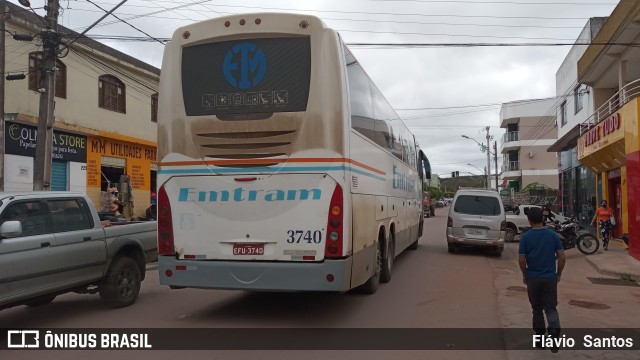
[146,262,158,271]
[585,258,640,281]
[584,244,640,282]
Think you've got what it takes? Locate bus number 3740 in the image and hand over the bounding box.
[287,230,323,244]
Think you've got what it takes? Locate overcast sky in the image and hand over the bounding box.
[9,0,619,178]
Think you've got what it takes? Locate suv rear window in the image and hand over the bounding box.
[454,195,501,216]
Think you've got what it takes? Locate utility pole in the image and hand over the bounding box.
[0,0,6,191]
[33,0,60,191]
[485,126,492,190]
[494,141,499,192]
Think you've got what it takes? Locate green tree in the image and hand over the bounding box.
[427,186,443,200]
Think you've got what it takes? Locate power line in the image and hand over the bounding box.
[85,0,166,45]
[396,97,562,111]
[64,7,619,31]
[348,42,640,47]
[368,0,615,5]
[76,1,604,33]
[76,0,214,31]
[339,29,579,41]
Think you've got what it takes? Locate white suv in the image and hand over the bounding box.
[446,189,506,256]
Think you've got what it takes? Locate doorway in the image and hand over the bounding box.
[608,171,622,237]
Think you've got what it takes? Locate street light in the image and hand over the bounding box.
[462,134,492,190]
[462,172,486,188]
[467,163,489,189]
[466,163,484,174]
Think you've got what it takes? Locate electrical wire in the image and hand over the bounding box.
[85,0,166,45]
[368,0,615,5]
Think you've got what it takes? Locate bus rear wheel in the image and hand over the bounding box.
[381,238,394,283]
[359,241,382,294]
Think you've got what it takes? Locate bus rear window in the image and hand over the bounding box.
[181,37,311,116]
[454,195,501,216]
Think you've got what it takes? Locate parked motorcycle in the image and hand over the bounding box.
[521,218,599,255]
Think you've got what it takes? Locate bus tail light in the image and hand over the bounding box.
[325,184,343,258]
[158,185,175,256]
[447,216,453,227]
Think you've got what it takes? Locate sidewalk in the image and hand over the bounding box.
[585,239,640,281]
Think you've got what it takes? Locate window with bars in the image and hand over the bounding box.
[28,52,67,98]
[98,75,126,113]
[151,93,158,123]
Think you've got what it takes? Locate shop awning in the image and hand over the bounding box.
[578,139,626,173]
[548,124,581,153]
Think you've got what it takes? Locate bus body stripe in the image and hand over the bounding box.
[159,158,386,175]
[158,165,386,181]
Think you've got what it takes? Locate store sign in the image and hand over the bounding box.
[584,114,621,146]
[89,137,156,161]
[4,121,87,162]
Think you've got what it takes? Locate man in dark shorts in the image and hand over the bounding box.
[519,207,566,353]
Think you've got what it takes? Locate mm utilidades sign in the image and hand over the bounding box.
[4,121,87,162]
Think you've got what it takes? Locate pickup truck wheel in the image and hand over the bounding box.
[99,256,141,308]
[505,226,516,242]
[26,295,56,307]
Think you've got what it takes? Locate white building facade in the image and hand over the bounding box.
[499,98,559,192]
[548,17,607,223]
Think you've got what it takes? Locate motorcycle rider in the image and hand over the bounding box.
[541,201,555,224]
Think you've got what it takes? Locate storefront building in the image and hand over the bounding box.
[574,0,640,261]
[86,134,157,218]
[558,148,597,229]
[2,114,158,218]
[3,119,88,192]
[2,1,159,217]
[577,101,640,260]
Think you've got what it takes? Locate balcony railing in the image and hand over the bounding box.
[502,161,520,173]
[580,78,640,135]
[502,131,519,143]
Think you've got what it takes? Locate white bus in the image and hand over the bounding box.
[157,13,432,293]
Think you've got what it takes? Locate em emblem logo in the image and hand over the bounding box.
[223,42,266,89]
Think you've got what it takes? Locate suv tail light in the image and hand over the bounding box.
[324,184,343,258]
[447,216,453,227]
[158,185,175,256]
[500,220,507,231]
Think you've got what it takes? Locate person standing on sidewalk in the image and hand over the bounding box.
[519,207,566,352]
[591,200,613,251]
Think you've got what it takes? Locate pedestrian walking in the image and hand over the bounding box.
[518,207,566,352]
[591,200,614,250]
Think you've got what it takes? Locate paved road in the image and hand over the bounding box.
[2,207,639,359]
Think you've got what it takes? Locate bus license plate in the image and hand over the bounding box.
[233,243,265,255]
